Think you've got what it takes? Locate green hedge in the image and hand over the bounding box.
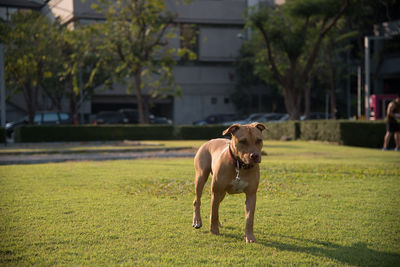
[14,125,175,142]
[0,127,5,143]
[262,120,388,148]
[14,124,231,143]
[339,121,388,148]
[300,120,388,148]
[13,121,391,148]
[300,120,342,142]
[262,121,300,140]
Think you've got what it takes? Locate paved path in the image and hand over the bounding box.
[0,142,197,165]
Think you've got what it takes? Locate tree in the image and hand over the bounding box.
[316,26,356,119]
[248,0,349,119]
[2,10,62,123]
[47,23,111,122]
[93,0,195,123]
[232,43,283,115]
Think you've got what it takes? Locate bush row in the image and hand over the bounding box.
[14,125,176,142]
[299,120,389,148]
[13,121,390,148]
[13,124,230,143]
[263,121,300,140]
[265,120,388,148]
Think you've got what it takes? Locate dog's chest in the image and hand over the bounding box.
[227,178,248,194]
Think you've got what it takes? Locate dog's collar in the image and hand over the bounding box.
[228,145,254,170]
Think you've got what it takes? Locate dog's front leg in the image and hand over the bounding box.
[244,193,257,243]
[210,189,226,235]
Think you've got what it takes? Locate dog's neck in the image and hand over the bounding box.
[228,145,254,170]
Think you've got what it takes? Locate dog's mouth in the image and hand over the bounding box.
[242,154,261,165]
[246,158,261,165]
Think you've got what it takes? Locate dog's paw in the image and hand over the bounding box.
[192,222,202,229]
[192,215,202,229]
[244,234,257,243]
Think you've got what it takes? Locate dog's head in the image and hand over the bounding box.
[223,122,266,165]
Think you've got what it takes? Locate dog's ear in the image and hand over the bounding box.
[251,122,267,132]
[223,124,240,136]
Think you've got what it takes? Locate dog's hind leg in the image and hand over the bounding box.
[192,148,211,229]
[192,170,209,229]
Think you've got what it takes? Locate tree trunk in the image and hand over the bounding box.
[69,84,78,124]
[134,70,150,124]
[283,86,302,120]
[304,85,311,120]
[328,50,337,119]
[330,81,337,119]
[294,88,302,120]
[23,83,37,124]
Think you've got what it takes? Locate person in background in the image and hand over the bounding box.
[383,94,400,151]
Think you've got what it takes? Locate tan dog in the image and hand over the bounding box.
[192,122,266,243]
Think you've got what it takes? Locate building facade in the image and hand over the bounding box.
[45,0,275,124]
[371,20,400,95]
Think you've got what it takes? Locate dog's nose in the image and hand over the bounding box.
[250,153,260,161]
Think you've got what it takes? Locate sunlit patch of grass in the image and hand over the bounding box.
[0,141,399,265]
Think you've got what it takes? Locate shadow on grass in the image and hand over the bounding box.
[221,233,400,266]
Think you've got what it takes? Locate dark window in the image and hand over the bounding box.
[180,24,198,59]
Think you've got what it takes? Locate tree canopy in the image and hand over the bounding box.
[2,10,62,123]
[248,0,350,119]
[93,0,195,123]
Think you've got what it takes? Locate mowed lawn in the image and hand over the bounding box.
[0,141,399,266]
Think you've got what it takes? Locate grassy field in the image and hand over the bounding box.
[0,141,399,266]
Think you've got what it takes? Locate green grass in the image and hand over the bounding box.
[0,141,399,266]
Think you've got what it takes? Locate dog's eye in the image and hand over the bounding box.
[256,139,262,145]
[239,140,247,145]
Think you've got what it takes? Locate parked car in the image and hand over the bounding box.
[94,111,128,124]
[119,109,139,124]
[223,113,269,125]
[5,111,73,138]
[149,114,172,124]
[94,110,171,125]
[223,113,288,125]
[258,113,289,123]
[193,114,244,125]
[300,112,332,120]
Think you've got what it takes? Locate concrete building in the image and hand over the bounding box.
[1,0,282,124]
[368,20,400,119]
[44,0,278,124]
[371,20,400,95]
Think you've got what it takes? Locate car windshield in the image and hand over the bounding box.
[59,113,70,120]
[267,114,283,120]
[97,112,122,122]
[34,114,41,123]
[43,113,59,123]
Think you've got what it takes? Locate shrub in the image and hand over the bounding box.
[12,121,390,148]
[14,125,175,142]
[262,121,300,140]
[300,120,388,148]
[340,121,387,148]
[300,120,342,143]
